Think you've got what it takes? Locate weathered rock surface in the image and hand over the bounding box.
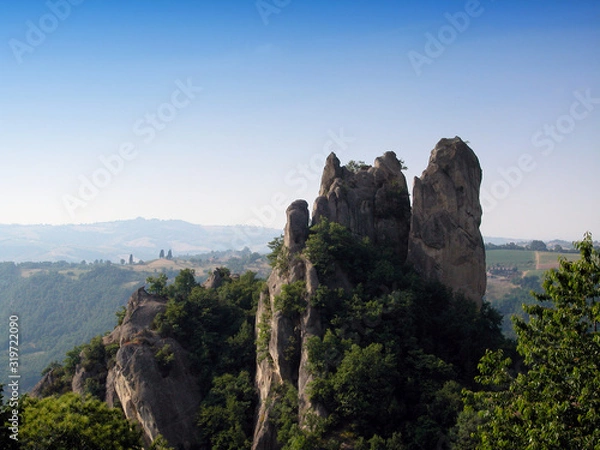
[29,287,202,449]
[312,151,411,263]
[408,137,486,306]
[253,200,316,450]
[254,153,412,448]
[203,267,226,289]
[31,139,488,450]
[102,287,202,449]
[30,370,62,398]
[284,200,310,253]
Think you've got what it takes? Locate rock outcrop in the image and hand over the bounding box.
[30,138,488,450]
[29,287,202,449]
[103,287,202,449]
[312,151,411,263]
[253,152,412,449]
[408,137,486,306]
[203,267,227,289]
[253,201,322,450]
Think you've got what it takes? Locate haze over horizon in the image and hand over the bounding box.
[1,0,598,242]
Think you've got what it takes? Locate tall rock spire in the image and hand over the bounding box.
[408,137,486,306]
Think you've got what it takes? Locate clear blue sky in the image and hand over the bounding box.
[0,0,598,241]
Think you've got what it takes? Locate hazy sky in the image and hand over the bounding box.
[1,0,598,241]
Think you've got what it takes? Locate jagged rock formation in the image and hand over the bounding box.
[30,370,62,398]
[30,288,203,449]
[408,137,486,306]
[312,151,411,262]
[31,138,487,450]
[103,287,202,449]
[203,267,227,289]
[253,201,323,449]
[254,141,487,448]
[253,152,412,449]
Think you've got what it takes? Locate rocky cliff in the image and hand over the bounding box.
[30,137,487,449]
[33,287,202,449]
[312,151,411,262]
[253,152,413,449]
[408,137,486,306]
[253,139,486,448]
[253,201,324,449]
[102,287,202,449]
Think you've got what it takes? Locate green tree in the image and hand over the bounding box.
[20,392,143,449]
[146,273,168,296]
[0,384,19,450]
[167,249,173,260]
[159,249,165,259]
[345,160,368,173]
[528,239,547,251]
[462,232,600,449]
[198,371,255,449]
[167,269,197,301]
[310,343,398,436]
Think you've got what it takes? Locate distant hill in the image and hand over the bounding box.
[0,218,280,263]
[0,251,271,393]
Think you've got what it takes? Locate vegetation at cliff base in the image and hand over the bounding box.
[12,226,600,449]
[151,268,263,448]
[265,220,511,449]
[0,387,145,450]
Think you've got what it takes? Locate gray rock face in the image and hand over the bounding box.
[254,152,412,448]
[203,267,226,289]
[253,208,321,449]
[408,137,486,306]
[312,151,411,262]
[104,288,202,449]
[31,287,202,449]
[284,200,310,254]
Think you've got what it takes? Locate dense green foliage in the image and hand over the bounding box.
[269,220,510,449]
[274,281,307,317]
[22,224,600,448]
[37,334,118,400]
[152,269,263,448]
[304,219,404,292]
[18,392,143,449]
[461,233,600,449]
[197,371,256,449]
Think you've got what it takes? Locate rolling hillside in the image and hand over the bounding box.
[0,251,270,392]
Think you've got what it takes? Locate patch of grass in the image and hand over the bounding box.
[537,251,579,269]
[485,250,536,271]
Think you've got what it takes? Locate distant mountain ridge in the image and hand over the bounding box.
[0,218,280,263]
[0,217,581,264]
